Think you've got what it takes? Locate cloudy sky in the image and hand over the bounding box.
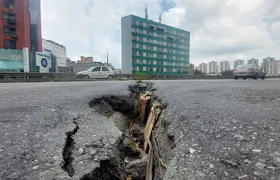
[41,0,280,68]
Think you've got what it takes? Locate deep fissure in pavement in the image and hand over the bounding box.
[87,81,172,180]
[62,118,80,177]
[60,81,173,179]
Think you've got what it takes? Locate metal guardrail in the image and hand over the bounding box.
[0,72,279,82]
[0,72,76,82]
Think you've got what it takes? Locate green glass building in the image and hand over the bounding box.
[121,15,190,75]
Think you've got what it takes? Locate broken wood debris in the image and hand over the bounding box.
[139,91,152,124]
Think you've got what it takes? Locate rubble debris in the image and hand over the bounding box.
[139,92,151,124]
[88,81,169,180]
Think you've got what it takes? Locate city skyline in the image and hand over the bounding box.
[196,57,280,75]
[1,1,279,70]
[41,0,280,69]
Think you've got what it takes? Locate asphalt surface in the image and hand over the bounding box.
[1,79,280,180]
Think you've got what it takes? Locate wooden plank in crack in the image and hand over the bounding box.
[145,134,153,180]
[144,107,155,152]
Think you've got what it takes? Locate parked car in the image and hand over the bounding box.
[75,66,115,80]
[233,64,265,80]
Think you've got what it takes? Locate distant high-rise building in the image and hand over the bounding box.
[275,60,280,75]
[220,60,230,72]
[234,59,244,68]
[248,58,259,65]
[263,57,276,75]
[199,63,207,74]
[209,61,219,74]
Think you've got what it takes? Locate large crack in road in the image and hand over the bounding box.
[62,116,80,177]
[60,81,173,180]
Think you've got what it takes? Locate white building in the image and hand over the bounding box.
[199,63,207,74]
[275,60,280,75]
[262,57,276,75]
[208,61,219,74]
[248,58,259,65]
[220,60,230,72]
[42,39,67,68]
[234,59,244,68]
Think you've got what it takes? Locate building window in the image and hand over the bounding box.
[2,12,9,19]
[4,39,16,49]
[3,0,15,8]
[3,26,9,34]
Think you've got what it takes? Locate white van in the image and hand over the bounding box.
[75,66,115,80]
[233,64,265,80]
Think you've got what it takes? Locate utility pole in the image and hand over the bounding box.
[106,53,109,66]
[145,5,148,19]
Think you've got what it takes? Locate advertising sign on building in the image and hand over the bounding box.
[36,52,51,73]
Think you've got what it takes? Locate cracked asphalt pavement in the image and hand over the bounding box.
[1,79,280,180]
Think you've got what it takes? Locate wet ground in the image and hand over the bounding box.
[0,79,280,180]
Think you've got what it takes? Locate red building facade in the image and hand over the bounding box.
[0,0,42,52]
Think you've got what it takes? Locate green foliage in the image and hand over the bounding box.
[194,69,203,75]
[49,53,57,73]
[221,70,233,75]
[133,71,151,80]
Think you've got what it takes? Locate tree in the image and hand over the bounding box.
[221,70,233,75]
[194,69,203,75]
[49,53,57,73]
